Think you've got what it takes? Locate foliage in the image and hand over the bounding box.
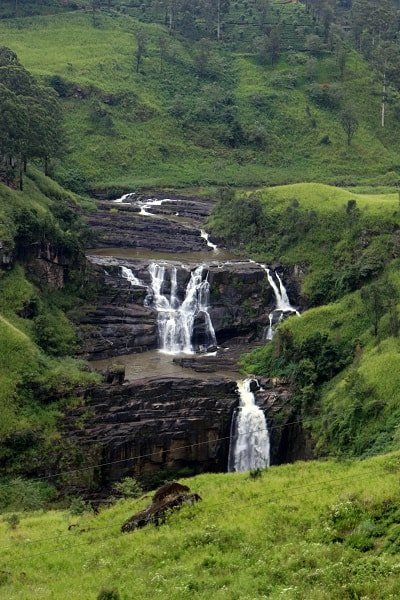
[0,46,65,188]
[1,8,400,189]
[112,477,143,499]
[0,477,56,511]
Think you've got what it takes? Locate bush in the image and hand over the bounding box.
[4,514,19,530]
[48,74,72,98]
[97,589,120,600]
[34,310,78,357]
[113,477,142,499]
[308,83,343,109]
[69,496,92,516]
[270,72,298,89]
[0,478,55,511]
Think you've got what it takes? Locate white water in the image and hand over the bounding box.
[228,379,270,472]
[113,192,135,204]
[266,313,274,341]
[145,263,217,354]
[121,266,145,287]
[200,230,218,252]
[139,198,172,217]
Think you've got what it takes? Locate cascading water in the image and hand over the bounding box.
[121,266,145,287]
[145,263,217,354]
[263,266,297,313]
[265,313,274,341]
[200,230,218,252]
[138,198,172,217]
[228,379,270,472]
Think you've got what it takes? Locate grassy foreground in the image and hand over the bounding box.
[1,453,400,599]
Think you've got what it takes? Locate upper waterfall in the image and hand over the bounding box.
[228,379,270,472]
[145,263,217,354]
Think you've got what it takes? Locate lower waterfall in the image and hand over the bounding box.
[145,263,217,354]
[228,379,270,472]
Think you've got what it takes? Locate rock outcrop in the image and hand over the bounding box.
[254,378,314,464]
[86,200,213,253]
[121,481,201,532]
[62,377,239,490]
[76,257,277,359]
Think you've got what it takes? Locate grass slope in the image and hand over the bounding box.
[2,453,400,598]
[0,8,400,189]
[0,172,99,468]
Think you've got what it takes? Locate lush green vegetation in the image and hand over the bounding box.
[0,2,400,190]
[0,172,99,480]
[214,182,400,459]
[1,453,400,598]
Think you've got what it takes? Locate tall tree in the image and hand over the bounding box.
[135,29,148,74]
[341,106,359,145]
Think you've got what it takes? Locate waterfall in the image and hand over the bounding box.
[228,379,270,472]
[146,263,217,354]
[139,198,172,217]
[200,229,218,252]
[260,265,299,314]
[113,192,135,204]
[265,313,274,341]
[121,266,145,287]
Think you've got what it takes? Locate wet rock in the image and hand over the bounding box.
[254,377,315,464]
[86,204,211,253]
[121,482,201,532]
[62,377,239,488]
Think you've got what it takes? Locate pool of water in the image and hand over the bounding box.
[90,349,236,382]
[87,246,239,264]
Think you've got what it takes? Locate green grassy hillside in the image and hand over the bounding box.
[209,182,400,459]
[1,8,400,190]
[2,453,400,599]
[0,172,99,478]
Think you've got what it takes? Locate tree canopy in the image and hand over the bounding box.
[0,46,64,189]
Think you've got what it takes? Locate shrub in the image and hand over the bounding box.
[34,310,78,357]
[113,477,142,499]
[97,589,120,600]
[308,83,343,109]
[4,514,19,530]
[0,478,55,511]
[270,72,298,89]
[48,74,72,98]
[69,496,92,516]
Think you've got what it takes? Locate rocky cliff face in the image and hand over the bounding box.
[255,378,314,464]
[62,377,239,490]
[76,257,276,359]
[86,199,214,253]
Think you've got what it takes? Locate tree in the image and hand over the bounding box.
[341,106,358,146]
[360,280,395,337]
[158,36,168,73]
[135,29,148,74]
[259,28,281,66]
[91,0,101,27]
[305,34,325,57]
[0,46,65,188]
[372,42,400,128]
[336,45,349,80]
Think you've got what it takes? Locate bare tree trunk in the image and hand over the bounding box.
[19,155,23,191]
[217,0,221,40]
[382,72,386,128]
